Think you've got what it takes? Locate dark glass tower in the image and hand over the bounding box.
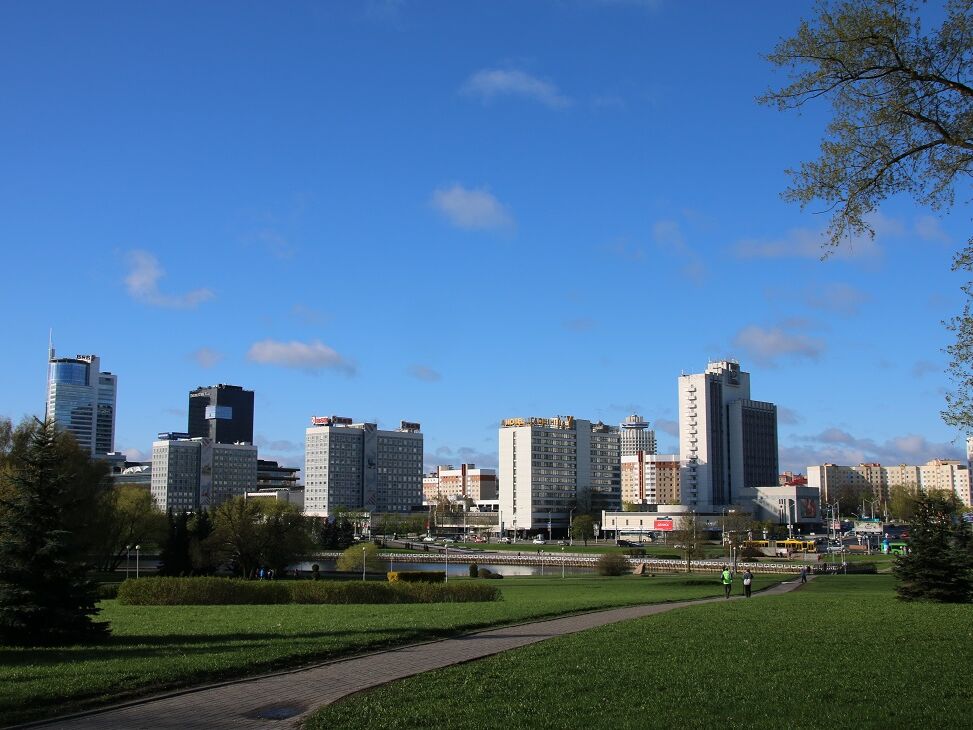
[188,384,254,444]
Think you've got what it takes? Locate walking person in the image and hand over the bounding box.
[721,565,733,599]
[800,565,808,584]
[742,568,753,598]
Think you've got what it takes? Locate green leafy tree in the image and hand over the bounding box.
[893,492,973,602]
[209,497,266,578]
[670,513,706,573]
[0,419,109,644]
[760,0,973,429]
[260,502,313,575]
[335,542,384,573]
[94,486,166,572]
[888,483,920,521]
[570,514,595,546]
[830,481,874,517]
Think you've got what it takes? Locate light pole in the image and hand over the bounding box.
[568,507,576,545]
[135,544,141,579]
[547,510,552,542]
[561,546,565,579]
[125,545,131,581]
[445,546,449,584]
[362,546,366,582]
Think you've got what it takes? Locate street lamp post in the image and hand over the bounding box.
[362,546,366,582]
[445,546,449,584]
[135,545,141,579]
[568,507,576,545]
[125,545,131,581]
[561,546,565,579]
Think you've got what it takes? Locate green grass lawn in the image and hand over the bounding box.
[0,573,779,725]
[306,575,973,730]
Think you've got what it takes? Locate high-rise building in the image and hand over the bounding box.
[304,416,423,516]
[498,416,620,536]
[808,459,973,508]
[150,434,257,512]
[678,360,778,508]
[619,414,657,456]
[188,384,254,444]
[422,464,498,502]
[621,453,681,505]
[46,346,117,457]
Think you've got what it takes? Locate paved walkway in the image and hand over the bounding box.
[31,579,807,730]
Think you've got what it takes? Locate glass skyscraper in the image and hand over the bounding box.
[46,348,117,457]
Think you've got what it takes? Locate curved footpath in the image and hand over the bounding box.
[24,578,810,730]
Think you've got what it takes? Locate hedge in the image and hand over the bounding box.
[387,571,445,583]
[116,577,501,605]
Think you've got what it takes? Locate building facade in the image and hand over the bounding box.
[188,384,254,444]
[619,414,657,457]
[304,416,423,516]
[422,464,498,502]
[621,453,681,506]
[150,435,257,512]
[679,360,778,508]
[46,349,117,457]
[498,415,620,535]
[807,459,973,507]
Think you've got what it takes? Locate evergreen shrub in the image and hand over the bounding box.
[116,576,500,605]
[387,570,446,583]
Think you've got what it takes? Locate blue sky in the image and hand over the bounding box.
[1,0,968,475]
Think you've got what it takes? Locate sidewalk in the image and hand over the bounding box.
[31,579,806,729]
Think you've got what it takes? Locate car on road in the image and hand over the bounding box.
[441,538,455,545]
[532,537,546,544]
[497,537,511,544]
[422,535,436,542]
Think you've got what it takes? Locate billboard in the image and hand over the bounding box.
[853,520,883,533]
[654,519,674,531]
[310,416,331,426]
[400,421,421,431]
[331,416,353,425]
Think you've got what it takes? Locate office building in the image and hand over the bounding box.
[422,464,498,502]
[678,360,778,508]
[257,459,301,489]
[621,453,681,506]
[46,347,117,457]
[498,416,620,536]
[304,416,423,516]
[150,434,257,512]
[619,414,657,457]
[188,384,254,444]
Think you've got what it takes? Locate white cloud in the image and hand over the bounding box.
[563,317,596,332]
[122,447,148,462]
[430,184,514,231]
[655,418,679,437]
[426,445,498,473]
[780,429,964,473]
[911,360,939,377]
[247,339,356,375]
[805,282,868,316]
[732,324,825,366]
[124,250,214,308]
[460,68,572,108]
[190,347,223,368]
[734,213,902,261]
[914,215,951,243]
[407,364,442,382]
[777,406,801,425]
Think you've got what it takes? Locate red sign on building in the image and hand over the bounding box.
[653,519,674,531]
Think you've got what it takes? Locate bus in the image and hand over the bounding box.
[777,539,816,553]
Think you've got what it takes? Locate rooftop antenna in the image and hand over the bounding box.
[48,328,54,361]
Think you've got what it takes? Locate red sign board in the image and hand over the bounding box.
[310,416,331,426]
[654,519,674,531]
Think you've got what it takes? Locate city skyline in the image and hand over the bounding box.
[2,2,969,474]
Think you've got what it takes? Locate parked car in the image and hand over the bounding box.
[422,535,436,542]
[497,537,511,544]
[532,537,546,544]
[441,538,455,545]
